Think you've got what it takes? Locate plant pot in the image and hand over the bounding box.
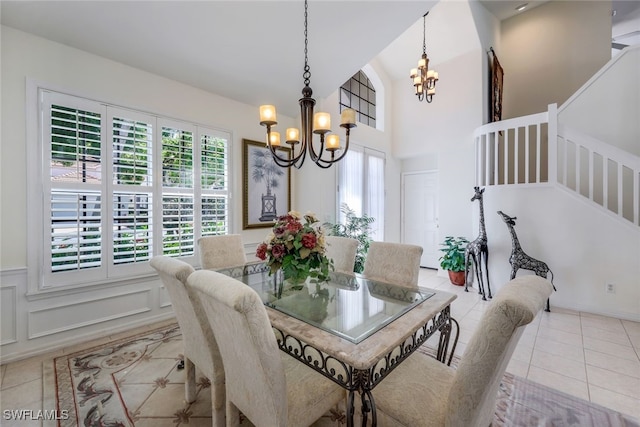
[448,270,465,286]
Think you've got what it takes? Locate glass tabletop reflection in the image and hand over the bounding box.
[215,263,435,344]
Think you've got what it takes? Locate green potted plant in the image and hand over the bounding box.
[439,236,469,286]
[323,203,375,273]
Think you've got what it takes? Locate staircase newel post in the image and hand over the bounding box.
[548,103,558,185]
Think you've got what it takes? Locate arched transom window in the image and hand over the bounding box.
[339,70,376,128]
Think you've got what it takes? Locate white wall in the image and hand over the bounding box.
[559,46,640,156]
[296,57,403,243]
[0,25,405,361]
[1,25,299,269]
[393,49,485,247]
[482,185,640,321]
[2,0,637,361]
[394,0,491,254]
[501,1,612,119]
[0,25,300,361]
[469,0,501,124]
[394,0,639,324]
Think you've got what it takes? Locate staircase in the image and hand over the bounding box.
[473,45,640,228]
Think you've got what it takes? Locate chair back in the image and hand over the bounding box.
[325,236,358,273]
[363,241,423,287]
[187,270,287,426]
[446,275,553,427]
[149,256,221,381]
[198,234,247,270]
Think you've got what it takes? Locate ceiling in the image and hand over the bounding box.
[1,1,434,117]
[479,0,548,20]
[2,0,612,117]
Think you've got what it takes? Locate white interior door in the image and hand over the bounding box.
[402,171,439,268]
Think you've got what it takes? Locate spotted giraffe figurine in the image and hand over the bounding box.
[497,210,557,311]
[464,187,492,300]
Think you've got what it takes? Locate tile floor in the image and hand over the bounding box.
[418,269,640,421]
[1,268,639,425]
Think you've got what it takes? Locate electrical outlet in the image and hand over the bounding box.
[606,283,616,294]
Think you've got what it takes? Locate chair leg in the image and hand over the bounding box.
[211,383,225,427]
[226,401,241,427]
[447,318,460,366]
[185,358,197,403]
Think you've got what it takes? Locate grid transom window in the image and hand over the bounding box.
[40,90,231,288]
[339,70,376,128]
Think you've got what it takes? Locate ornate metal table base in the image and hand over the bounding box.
[273,305,458,427]
[220,263,459,427]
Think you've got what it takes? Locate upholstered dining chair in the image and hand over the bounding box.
[187,269,345,427]
[371,275,553,427]
[198,234,247,270]
[149,256,225,427]
[325,236,358,274]
[362,241,423,287]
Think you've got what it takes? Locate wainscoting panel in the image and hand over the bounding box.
[1,268,176,363]
[0,285,17,345]
[159,285,172,308]
[28,288,153,339]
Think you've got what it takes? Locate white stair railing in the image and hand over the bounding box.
[557,124,640,226]
[473,104,557,188]
[473,104,639,227]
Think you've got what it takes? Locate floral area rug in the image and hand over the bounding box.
[44,323,639,427]
[43,323,344,427]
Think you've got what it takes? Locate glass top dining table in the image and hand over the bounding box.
[214,262,458,427]
[217,262,436,344]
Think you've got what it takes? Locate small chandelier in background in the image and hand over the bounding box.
[259,0,356,169]
[410,11,439,103]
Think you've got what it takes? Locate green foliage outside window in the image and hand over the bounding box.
[323,203,375,273]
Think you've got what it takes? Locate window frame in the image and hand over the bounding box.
[339,70,377,128]
[27,83,233,293]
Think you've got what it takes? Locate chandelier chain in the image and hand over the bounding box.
[258,0,356,169]
[303,0,311,86]
[422,12,428,55]
[422,12,429,53]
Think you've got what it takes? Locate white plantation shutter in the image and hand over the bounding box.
[112,115,153,186]
[200,129,230,236]
[160,121,195,258]
[45,92,107,285]
[161,124,194,188]
[109,111,154,270]
[112,192,153,265]
[202,196,228,235]
[161,195,195,257]
[50,191,102,272]
[37,89,231,289]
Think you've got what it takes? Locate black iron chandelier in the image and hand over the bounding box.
[259,0,356,169]
[410,11,439,103]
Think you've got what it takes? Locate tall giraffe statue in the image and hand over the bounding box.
[464,187,492,300]
[497,210,557,311]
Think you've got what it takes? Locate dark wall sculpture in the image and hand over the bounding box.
[497,210,557,311]
[465,187,492,300]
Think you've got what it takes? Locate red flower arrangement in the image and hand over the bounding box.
[256,211,332,282]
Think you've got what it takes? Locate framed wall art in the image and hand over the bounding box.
[242,139,291,229]
[489,47,504,124]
